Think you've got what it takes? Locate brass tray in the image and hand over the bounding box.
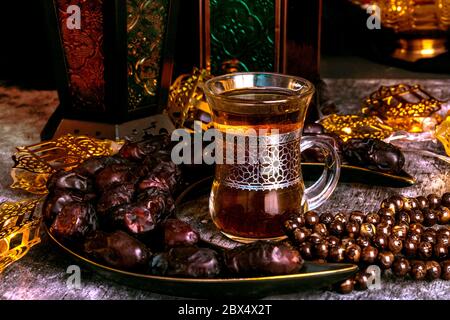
[22,134,356,298]
[302,163,415,188]
[45,175,358,298]
[45,226,357,298]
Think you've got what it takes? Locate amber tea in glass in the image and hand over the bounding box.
[203,73,341,243]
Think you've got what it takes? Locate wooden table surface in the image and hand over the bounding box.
[1,79,449,300]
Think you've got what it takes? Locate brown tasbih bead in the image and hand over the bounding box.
[327,235,340,248]
[397,211,411,225]
[403,239,418,258]
[292,227,311,244]
[417,242,433,260]
[392,257,410,277]
[360,223,376,238]
[329,220,345,236]
[409,223,424,236]
[410,210,424,224]
[422,229,437,244]
[378,251,395,269]
[354,270,371,290]
[376,223,391,237]
[388,235,403,254]
[314,223,329,237]
[319,212,334,226]
[440,260,450,280]
[392,225,407,240]
[361,246,378,264]
[378,207,395,218]
[437,232,449,246]
[314,241,329,259]
[373,234,388,250]
[410,260,427,280]
[334,278,354,294]
[346,222,360,238]
[356,236,370,248]
[334,212,349,225]
[423,209,439,227]
[438,207,450,224]
[434,242,448,260]
[425,261,441,280]
[415,196,429,210]
[329,246,346,262]
[345,244,361,263]
[403,198,419,211]
[283,191,450,294]
[441,193,450,208]
[427,194,441,209]
[365,212,380,225]
[349,211,365,225]
[305,211,320,227]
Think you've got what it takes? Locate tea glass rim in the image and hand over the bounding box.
[203,72,315,105]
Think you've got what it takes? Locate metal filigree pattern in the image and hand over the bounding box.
[0,199,41,273]
[11,135,121,194]
[362,84,443,132]
[210,0,275,74]
[127,0,169,110]
[320,114,394,142]
[168,68,213,130]
[56,0,106,111]
[436,116,450,157]
[221,130,301,191]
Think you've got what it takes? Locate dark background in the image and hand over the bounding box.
[0,0,448,90]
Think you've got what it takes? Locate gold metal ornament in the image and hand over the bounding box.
[0,199,41,273]
[362,84,444,133]
[350,0,450,62]
[167,68,213,131]
[435,116,450,157]
[11,134,121,195]
[319,114,394,141]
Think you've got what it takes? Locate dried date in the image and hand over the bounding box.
[43,190,95,222]
[96,183,135,215]
[95,164,137,192]
[151,246,221,278]
[84,230,151,270]
[224,241,303,276]
[343,138,405,173]
[163,219,199,248]
[50,202,97,240]
[47,170,94,193]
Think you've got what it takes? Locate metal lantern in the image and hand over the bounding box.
[42,0,179,140]
[198,0,322,79]
[172,0,324,122]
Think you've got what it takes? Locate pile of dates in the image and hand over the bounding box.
[302,123,405,174]
[44,134,303,278]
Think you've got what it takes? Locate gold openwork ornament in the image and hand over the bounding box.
[0,199,41,273]
[11,134,122,195]
[167,68,213,131]
[1,134,122,272]
[319,114,394,142]
[436,116,450,157]
[362,84,444,133]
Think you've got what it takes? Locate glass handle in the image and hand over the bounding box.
[301,135,341,210]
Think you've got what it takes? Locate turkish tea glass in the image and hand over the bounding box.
[203,73,341,243]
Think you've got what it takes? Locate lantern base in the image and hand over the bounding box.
[41,108,175,141]
[392,38,447,63]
